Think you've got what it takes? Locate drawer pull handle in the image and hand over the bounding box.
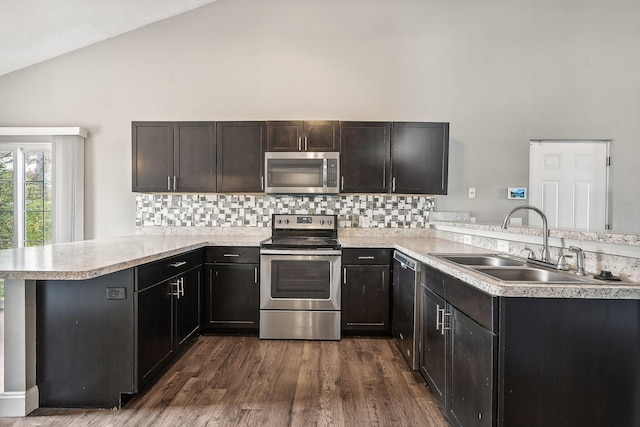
[358,256,375,260]
[169,261,187,267]
[223,253,240,257]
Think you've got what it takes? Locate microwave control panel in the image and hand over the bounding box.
[327,159,338,188]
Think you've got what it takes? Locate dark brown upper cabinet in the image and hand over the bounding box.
[132,121,216,192]
[339,122,391,193]
[216,121,266,193]
[391,122,449,195]
[132,121,174,192]
[266,120,339,152]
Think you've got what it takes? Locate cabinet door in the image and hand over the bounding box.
[340,122,390,192]
[216,121,266,192]
[132,121,174,192]
[204,264,259,330]
[420,285,447,408]
[174,122,216,192]
[176,266,201,351]
[391,122,449,194]
[137,280,174,387]
[304,120,340,151]
[266,121,303,151]
[448,307,496,427]
[342,264,390,332]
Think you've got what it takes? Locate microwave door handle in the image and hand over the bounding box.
[323,159,328,187]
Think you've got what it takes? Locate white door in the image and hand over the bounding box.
[529,140,609,230]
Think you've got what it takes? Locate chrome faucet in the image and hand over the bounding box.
[501,205,551,263]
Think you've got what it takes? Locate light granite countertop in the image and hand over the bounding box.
[1,234,639,299]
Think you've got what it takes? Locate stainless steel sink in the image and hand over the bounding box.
[475,267,586,283]
[437,254,525,267]
[434,253,592,284]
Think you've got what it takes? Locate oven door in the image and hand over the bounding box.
[260,249,341,311]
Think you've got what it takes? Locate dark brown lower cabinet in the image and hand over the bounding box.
[341,248,391,334]
[420,285,446,406]
[35,249,202,408]
[421,264,640,427]
[419,265,496,427]
[449,307,496,427]
[136,251,202,389]
[203,247,260,332]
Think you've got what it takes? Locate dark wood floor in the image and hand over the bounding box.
[1,336,449,426]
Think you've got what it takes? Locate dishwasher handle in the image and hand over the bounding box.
[393,251,420,272]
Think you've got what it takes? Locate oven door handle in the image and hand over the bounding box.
[260,249,342,256]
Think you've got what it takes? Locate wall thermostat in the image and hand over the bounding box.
[508,187,527,200]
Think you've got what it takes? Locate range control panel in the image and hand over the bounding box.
[272,214,337,230]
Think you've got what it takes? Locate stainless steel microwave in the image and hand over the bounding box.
[264,151,340,195]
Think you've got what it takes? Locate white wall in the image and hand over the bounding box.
[1,0,639,238]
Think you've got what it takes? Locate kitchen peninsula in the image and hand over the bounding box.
[1,230,639,426]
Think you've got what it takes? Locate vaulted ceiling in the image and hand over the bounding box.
[0,0,219,76]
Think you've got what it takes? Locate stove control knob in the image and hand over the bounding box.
[285,219,290,224]
[277,219,282,224]
[320,220,325,225]
[328,219,333,225]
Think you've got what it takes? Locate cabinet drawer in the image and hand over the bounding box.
[205,247,260,264]
[444,273,497,333]
[136,249,203,291]
[342,248,391,265]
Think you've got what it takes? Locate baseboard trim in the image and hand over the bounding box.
[0,386,39,417]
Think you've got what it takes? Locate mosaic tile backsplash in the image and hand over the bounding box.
[136,194,435,229]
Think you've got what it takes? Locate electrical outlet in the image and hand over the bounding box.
[463,235,472,245]
[106,287,127,300]
[497,240,509,253]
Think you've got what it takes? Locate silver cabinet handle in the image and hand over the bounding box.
[298,136,302,151]
[261,175,264,191]
[169,261,186,267]
[167,176,171,191]
[173,176,177,191]
[223,253,240,257]
[179,277,185,298]
[343,267,347,284]
[358,256,375,260]
[254,267,258,284]
[341,176,344,191]
[392,177,396,192]
[304,136,308,151]
[436,304,442,331]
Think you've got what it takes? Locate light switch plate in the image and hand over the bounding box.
[468,187,476,198]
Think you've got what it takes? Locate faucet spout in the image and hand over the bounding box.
[501,205,551,262]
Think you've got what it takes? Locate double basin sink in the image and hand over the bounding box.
[434,254,591,284]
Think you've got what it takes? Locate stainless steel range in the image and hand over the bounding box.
[259,214,341,340]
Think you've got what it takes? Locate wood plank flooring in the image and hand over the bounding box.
[0,336,449,427]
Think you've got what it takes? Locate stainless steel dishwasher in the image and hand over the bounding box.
[392,250,421,370]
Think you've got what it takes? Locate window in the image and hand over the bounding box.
[0,144,52,247]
